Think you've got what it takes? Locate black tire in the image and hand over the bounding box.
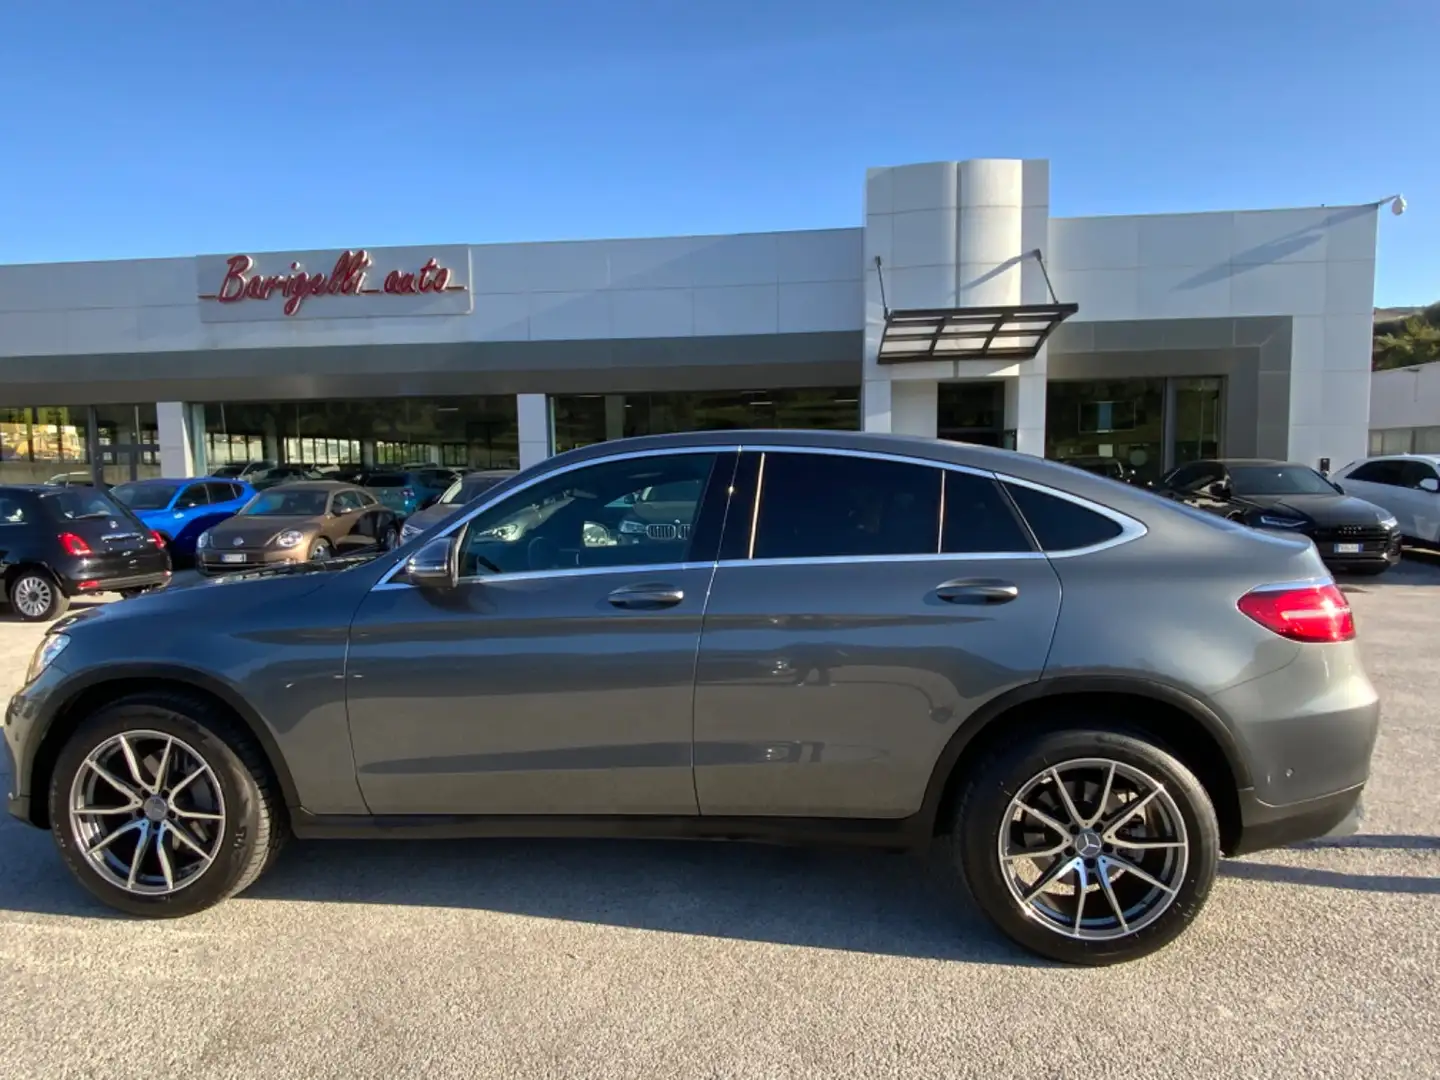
[308,539,332,561]
[1344,563,1392,577]
[47,691,286,918]
[951,725,1219,965]
[9,568,70,622]
[380,525,398,551]
[116,587,150,600]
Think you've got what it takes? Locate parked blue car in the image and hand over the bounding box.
[109,477,256,556]
[359,468,457,519]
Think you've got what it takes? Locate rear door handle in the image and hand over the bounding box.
[607,583,685,609]
[934,578,1019,605]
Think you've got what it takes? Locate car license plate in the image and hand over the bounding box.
[1334,542,1362,554]
[220,553,246,564]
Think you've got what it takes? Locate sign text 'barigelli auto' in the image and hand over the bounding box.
[198,250,466,316]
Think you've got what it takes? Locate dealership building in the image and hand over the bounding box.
[0,157,1389,486]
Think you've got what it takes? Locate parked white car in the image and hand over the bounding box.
[1332,454,1440,544]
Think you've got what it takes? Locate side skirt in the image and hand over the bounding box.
[291,809,931,853]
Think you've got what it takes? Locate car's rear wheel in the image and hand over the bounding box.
[951,726,1219,965]
[308,539,332,561]
[10,569,69,622]
[47,692,285,917]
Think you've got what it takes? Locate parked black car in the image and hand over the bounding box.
[1062,456,1138,484]
[1155,458,1401,574]
[0,485,171,620]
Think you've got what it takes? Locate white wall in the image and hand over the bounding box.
[1371,365,1440,431]
[1049,203,1380,471]
[0,230,864,358]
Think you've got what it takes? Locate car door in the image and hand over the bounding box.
[691,448,1064,819]
[1395,460,1440,542]
[327,490,370,554]
[1338,459,1413,533]
[345,448,734,815]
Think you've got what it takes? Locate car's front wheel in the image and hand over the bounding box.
[47,692,285,917]
[9,569,69,622]
[952,725,1219,965]
[308,539,332,561]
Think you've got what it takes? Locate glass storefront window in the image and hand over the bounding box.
[550,387,860,453]
[938,382,1004,446]
[1171,377,1224,467]
[201,396,519,474]
[1047,378,1167,482]
[0,404,159,485]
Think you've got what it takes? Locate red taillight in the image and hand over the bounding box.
[58,532,92,556]
[1238,583,1355,643]
[77,580,100,590]
[150,530,166,547]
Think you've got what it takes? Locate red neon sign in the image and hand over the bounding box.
[198,250,465,316]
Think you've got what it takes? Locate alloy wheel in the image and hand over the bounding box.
[13,575,54,619]
[997,757,1189,941]
[67,730,227,896]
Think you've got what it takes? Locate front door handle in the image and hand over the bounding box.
[934,578,1019,605]
[607,583,684,609]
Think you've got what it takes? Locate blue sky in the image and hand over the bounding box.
[1,0,1434,305]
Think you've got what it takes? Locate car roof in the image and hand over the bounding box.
[0,484,58,493]
[1363,453,1440,463]
[262,480,358,493]
[120,476,246,485]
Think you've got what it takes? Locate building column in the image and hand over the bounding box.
[156,402,196,478]
[1004,376,1046,457]
[604,395,627,441]
[891,381,938,438]
[517,394,551,470]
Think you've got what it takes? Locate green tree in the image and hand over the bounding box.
[1374,315,1440,370]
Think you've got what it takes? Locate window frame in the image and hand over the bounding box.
[372,443,1147,591]
[1348,459,1406,487]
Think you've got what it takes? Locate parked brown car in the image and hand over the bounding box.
[195,481,399,575]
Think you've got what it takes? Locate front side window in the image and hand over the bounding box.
[751,452,942,560]
[1399,461,1439,488]
[332,491,364,513]
[459,453,719,577]
[175,484,209,509]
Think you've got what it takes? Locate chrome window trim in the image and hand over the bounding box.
[370,440,1148,592]
[998,473,1148,558]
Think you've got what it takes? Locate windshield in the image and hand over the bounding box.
[111,482,179,510]
[364,473,408,488]
[459,475,507,503]
[1229,465,1338,496]
[240,490,329,517]
[42,489,131,522]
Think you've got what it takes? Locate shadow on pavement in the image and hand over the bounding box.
[1220,860,1440,895]
[0,820,1044,965]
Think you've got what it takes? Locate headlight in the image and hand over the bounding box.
[273,529,306,548]
[618,519,647,535]
[1379,515,1398,529]
[27,634,69,684]
[478,523,523,542]
[1257,515,1307,529]
[197,530,212,549]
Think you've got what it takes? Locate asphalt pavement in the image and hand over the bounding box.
[1,560,1437,1079]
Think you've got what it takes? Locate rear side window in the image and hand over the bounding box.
[752,452,940,559]
[1003,482,1123,552]
[41,489,130,523]
[0,494,31,524]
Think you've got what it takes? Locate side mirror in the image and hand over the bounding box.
[405,535,458,590]
[1420,478,1440,493]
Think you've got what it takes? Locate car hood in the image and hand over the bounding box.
[206,515,320,546]
[403,501,465,533]
[1242,493,1392,525]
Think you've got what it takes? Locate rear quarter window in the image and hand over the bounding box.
[1003,482,1124,552]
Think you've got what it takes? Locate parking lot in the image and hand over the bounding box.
[1,563,1437,1080]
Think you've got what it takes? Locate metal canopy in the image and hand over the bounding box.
[876,302,1078,364]
[873,249,1078,364]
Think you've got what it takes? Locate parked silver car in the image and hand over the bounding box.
[6,431,1378,964]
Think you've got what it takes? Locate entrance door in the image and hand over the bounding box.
[345,449,734,816]
[692,449,1062,819]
